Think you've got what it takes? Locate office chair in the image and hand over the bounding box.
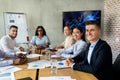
[113,54,120,79]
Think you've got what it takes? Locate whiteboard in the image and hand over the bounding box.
[4,12,29,44]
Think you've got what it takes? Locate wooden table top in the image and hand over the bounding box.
[39,68,98,80]
[15,54,98,80]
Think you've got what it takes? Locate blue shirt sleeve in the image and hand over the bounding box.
[58,40,87,58]
[30,36,36,45]
[45,35,51,44]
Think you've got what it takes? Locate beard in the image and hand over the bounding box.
[9,35,17,39]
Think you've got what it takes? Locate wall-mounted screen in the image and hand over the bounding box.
[63,10,101,32]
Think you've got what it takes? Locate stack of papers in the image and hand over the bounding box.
[40,76,73,80]
[0,66,22,73]
[0,66,22,80]
[0,72,15,80]
[27,54,42,58]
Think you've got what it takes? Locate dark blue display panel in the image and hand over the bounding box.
[63,10,101,32]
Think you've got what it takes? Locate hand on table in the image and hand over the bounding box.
[13,58,27,65]
[19,47,24,51]
[65,58,74,67]
[16,53,26,59]
[50,51,55,55]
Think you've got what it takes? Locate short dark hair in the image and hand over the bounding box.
[9,25,18,30]
[85,20,101,29]
[35,26,46,36]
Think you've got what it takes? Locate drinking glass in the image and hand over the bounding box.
[50,59,57,74]
[45,51,50,60]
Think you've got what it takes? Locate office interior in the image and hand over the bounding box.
[0,0,119,63]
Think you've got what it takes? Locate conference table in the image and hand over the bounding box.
[15,54,98,80]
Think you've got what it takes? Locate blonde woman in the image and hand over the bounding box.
[55,26,75,50]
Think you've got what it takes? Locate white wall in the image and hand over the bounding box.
[0,0,104,47]
[0,0,41,39]
[39,0,104,47]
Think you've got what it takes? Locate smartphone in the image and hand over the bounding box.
[47,49,57,52]
[17,77,32,80]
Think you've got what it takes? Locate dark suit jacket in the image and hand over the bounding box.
[73,39,112,80]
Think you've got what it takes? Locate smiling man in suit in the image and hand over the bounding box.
[65,20,112,80]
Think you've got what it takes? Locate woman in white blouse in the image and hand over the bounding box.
[54,26,75,50]
[53,26,87,58]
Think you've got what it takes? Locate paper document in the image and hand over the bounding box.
[16,51,27,55]
[28,60,69,69]
[0,66,22,73]
[51,55,61,58]
[28,60,51,69]
[40,76,72,80]
[0,72,15,80]
[27,54,42,58]
[51,55,66,60]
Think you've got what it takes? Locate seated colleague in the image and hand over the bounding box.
[30,26,50,52]
[0,25,24,53]
[52,26,87,58]
[0,49,27,67]
[65,20,112,80]
[54,26,75,50]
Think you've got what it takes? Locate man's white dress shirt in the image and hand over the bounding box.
[0,35,19,53]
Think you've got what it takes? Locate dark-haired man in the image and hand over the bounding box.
[0,25,24,53]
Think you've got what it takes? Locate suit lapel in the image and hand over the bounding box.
[89,39,102,64]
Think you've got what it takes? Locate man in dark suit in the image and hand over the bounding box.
[66,20,112,80]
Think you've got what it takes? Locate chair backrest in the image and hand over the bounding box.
[113,54,120,71]
[113,54,120,79]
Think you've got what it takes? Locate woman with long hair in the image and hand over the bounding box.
[30,26,50,53]
[52,26,87,58]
